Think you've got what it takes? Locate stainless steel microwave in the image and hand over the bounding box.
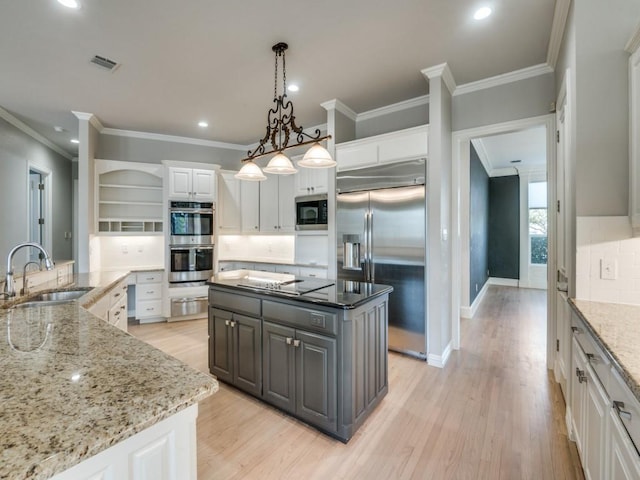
[295,194,328,230]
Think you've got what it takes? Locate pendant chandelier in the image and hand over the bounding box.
[235,43,335,181]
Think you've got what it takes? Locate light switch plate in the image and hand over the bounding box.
[600,257,617,280]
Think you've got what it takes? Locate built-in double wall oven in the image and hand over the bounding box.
[169,201,215,285]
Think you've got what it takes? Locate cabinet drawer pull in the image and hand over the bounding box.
[146,307,155,311]
[571,326,582,334]
[146,290,155,294]
[286,337,293,345]
[614,401,633,421]
[114,292,121,298]
[585,353,602,364]
[293,339,301,348]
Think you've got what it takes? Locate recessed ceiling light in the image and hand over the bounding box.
[474,6,492,20]
[54,126,65,132]
[198,121,209,128]
[70,139,80,144]
[57,0,80,9]
[287,84,299,93]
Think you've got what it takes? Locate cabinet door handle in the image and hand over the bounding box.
[576,368,586,383]
[586,353,602,364]
[614,401,633,421]
[286,337,293,345]
[293,339,301,348]
[230,321,236,328]
[225,320,230,326]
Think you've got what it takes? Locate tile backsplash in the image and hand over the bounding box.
[576,216,640,305]
[218,235,295,264]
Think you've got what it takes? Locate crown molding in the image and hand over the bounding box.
[626,20,640,53]
[357,95,429,122]
[0,106,73,160]
[100,127,247,151]
[454,63,554,97]
[470,138,493,175]
[546,0,571,68]
[421,63,457,94]
[320,99,357,122]
[71,111,104,131]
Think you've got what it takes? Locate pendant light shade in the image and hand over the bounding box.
[297,142,336,168]
[235,161,267,181]
[263,153,297,174]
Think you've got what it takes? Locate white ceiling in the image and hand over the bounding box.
[472,126,547,174]
[0,0,557,156]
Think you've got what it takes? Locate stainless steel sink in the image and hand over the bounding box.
[13,289,91,308]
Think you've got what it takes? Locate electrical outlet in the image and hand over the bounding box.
[600,258,617,280]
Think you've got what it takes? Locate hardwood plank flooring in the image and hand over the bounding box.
[129,286,584,479]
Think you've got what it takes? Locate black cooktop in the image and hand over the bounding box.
[236,276,334,296]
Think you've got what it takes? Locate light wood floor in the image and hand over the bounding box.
[129,286,584,479]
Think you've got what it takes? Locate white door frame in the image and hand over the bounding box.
[451,114,556,354]
[26,162,53,256]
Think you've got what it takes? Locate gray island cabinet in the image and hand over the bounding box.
[207,270,392,442]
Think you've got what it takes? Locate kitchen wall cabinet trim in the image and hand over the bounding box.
[95,160,164,235]
[629,46,640,236]
[335,125,428,172]
[49,404,198,480]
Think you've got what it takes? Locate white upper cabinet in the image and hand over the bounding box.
[335,125,428,172]
[294,165,330,196]
[260,174,295,233]
[168,167,216,201]
[217,171,241,233]
[240,181,260,233]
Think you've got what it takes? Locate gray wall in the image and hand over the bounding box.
[0,118,72,274]
[356,102,429,139]
[469,144,489,302]
[453,73,555,131]
[488,175,520,279]
[97,134,244,170]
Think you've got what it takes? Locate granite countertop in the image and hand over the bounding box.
[208,270,393,309]
[569,299,640,403]
[0,273,218,480]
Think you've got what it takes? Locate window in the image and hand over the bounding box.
[529,181,547,265]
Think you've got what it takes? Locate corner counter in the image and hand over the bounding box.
[569,298,640,402]
[0,272,218,480]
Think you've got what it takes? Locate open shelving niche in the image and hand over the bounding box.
[96,160,164,234]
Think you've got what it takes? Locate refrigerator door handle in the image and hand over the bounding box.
[363,212,370,281]
[369,210,374,283]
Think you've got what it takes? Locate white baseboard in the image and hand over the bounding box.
[460,280,490,318]
[427,341,452,368]
[489,277,519,287]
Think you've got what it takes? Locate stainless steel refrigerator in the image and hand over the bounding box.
[337,159,426,359]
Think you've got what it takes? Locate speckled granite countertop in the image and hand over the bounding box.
[0,272,218,480]
[569,299,640,403]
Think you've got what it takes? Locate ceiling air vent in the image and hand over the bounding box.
[90,55,120,72]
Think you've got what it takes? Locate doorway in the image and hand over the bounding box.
[451,115,556,362]
[27,165,52,260]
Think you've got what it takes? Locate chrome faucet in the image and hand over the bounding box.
[4,242,54,297]
[20,261,42,296]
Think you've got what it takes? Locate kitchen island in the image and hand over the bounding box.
[0,271,217,480]
[207,269,392,442]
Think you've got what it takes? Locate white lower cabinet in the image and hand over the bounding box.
[87,278,128,332]
[50,404,198,480]
[135,271,163,323]
[568,311,640,480]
